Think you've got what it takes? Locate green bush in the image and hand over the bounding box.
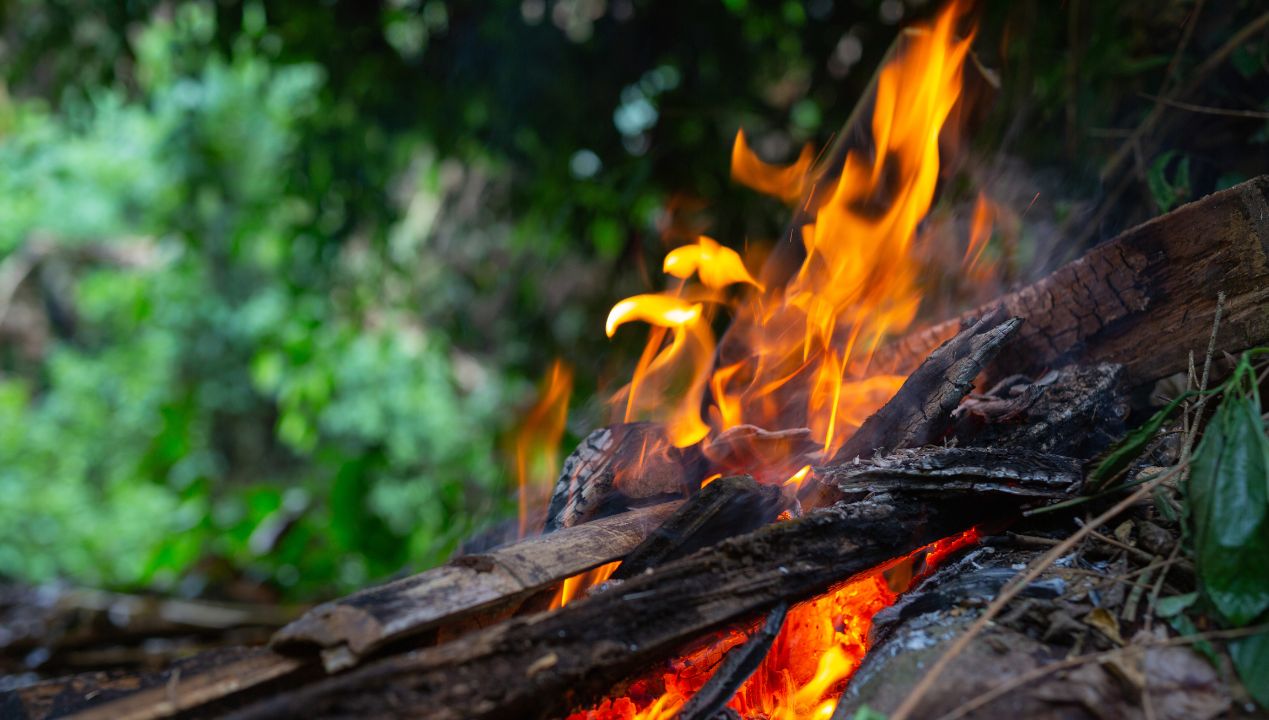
[0,4,509,598]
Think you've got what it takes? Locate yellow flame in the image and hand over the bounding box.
[606,295,703,338]
[783,465,812,490]
[607,0,973,462]
[664,235,763,291]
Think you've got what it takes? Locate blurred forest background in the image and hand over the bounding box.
[0,0,1266,603]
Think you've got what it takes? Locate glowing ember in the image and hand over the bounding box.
[566,529,981,720]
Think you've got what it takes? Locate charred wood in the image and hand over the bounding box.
[953,362,1129,459]
[832,311,1022,463]
[225,490,1062,720]
[2,648,307,720]
[544,423,702,533]
[611,475,785,581]
[271,502,682,673]
[818,447,1084,500]
[873,176,1269,389]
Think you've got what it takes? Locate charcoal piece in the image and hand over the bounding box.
[544,422,701,533]
[954,362,1129,459]
[612,475,785,580]
[832,311,1022,464]
[819,446,1083,498]
[678,603,788,720]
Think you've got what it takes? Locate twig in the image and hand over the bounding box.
[888,463,1185,720]
[1138,93,1269,120]
[1101,10,1269,183]
[1084,527,1156,564]
[1181,291,1225,460]
[1122,560,1157,621]
[934,623,1269,720]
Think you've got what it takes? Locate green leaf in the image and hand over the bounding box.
[1231,629,1269,708]
[1088,392,1190,491]
[1154,591,1198,618]
[1189,394,1269,625]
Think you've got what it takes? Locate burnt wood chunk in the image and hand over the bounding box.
[544,422,700,533]
[612,475,786,581]
[954,363,1129,459]
[271,502,681,672]
[678,603,789,720]
[873,176,1269,388]
[10,648,307,720]
[818,447,1083,499]
[224,489,1054,720]
[832,312,1022,463]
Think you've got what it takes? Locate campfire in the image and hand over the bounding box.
[9,1,1269,719]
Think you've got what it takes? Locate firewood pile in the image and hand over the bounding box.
[3,175,1266,720]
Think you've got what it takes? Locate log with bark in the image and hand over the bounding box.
[272,500,683,672]
[223,475,1073,720]
[873,176,1269,388]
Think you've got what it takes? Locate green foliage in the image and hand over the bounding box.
[1146,151,1192,213]
[1,0,1267,604]
[1231,630,1269,707]
[1183,352,1269,705]
[1188,363,1269,626]
[0,4,508,597]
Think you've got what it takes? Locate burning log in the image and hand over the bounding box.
[544,422,701,533]
[223,479,1071,720]
[272,501,682,672]
[832,311,1022,463]
[611,475,785,581]
[874,176,1269,388]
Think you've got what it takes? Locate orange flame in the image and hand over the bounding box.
[731,129,816,204]
[607,0,974,467]
[550,560,623,610]
[567,528,981,720]
[512,360,573,537]
[962,191,996,278]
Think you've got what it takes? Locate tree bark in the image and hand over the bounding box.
[872,176,1269,388]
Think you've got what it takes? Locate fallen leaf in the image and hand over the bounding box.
[1085,607,1124,645]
